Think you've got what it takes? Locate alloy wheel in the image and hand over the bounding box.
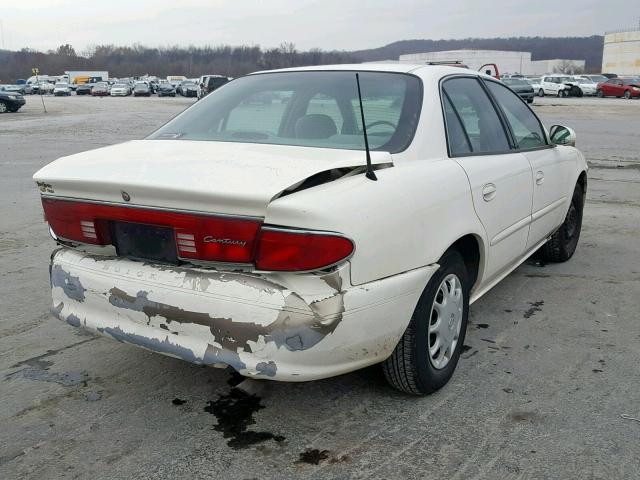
[427,274,464,370]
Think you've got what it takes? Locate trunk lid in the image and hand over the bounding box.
[34,140,392,217]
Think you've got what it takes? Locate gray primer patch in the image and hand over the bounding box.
[107,287,344,353]
[202,344,247,371]
[256,361,277,377]
[51,265,86,302]
[66,313,82,327]
[97,326,203,364]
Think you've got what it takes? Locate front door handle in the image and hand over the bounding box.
[536,171,545,185]
[482,183,497,202]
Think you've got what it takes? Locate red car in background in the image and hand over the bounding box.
[596,78,640,99]
[91,82,110,96]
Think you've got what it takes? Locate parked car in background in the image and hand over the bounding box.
[110,83,131,96]
[524,77,542,94]
[157,83,176,97]
[76,83,94,95]
[538,76,569,97]
[133,83,152,97]
[35,65,587,395]
[1,84,32,95]
[91,83,110,97]
[198,75,231,99]
[582,74,608,84]
[0,89,26,112]
[37,82,55,95]
[567,76,597,96]
[501,77,535,103]
[596,78,640,99]
[53,83,72,96]
[177,81,198,97]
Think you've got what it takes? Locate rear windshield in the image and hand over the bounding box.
[149,71,423,153]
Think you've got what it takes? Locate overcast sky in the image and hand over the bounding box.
[0,0,637,53]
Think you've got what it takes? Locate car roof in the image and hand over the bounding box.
[252,63,489,80]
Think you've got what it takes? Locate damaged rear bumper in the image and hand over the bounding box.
[50,248,436,381]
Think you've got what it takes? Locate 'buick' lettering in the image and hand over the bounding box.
[203,236,247,247]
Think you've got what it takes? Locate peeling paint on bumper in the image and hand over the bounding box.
[50,248,437,381]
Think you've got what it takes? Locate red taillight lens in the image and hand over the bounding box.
[42,198,354,271]
[41,198,261,263]
[255,229,354,271]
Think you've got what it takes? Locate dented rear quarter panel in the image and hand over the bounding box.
[266,156,487,286]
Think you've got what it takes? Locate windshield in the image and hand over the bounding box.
[149,71,422,153]
[134,84,148,89]
[113,84,126,88]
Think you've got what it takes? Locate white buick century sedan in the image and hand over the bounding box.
[34,64,587,395]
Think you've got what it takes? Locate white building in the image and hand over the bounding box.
[399,50,531,75]
[398,49,585,75]
[602,29,640,75]
[528,59,586,75]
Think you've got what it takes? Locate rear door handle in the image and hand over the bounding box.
[536,171,545,185]
[482,183,497,202]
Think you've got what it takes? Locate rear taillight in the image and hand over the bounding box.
[42,198,353,271]
[42,198,260,263]
[255,228,354,271]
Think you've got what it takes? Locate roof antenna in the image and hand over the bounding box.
[355,73,377,181]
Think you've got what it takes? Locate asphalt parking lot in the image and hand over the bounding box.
[1,95,639,480]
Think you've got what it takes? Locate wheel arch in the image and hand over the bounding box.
[442,233,485,293]
[577,170,587,194]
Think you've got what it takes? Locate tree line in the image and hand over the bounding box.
[0,35,604,83]
[0,43,357,82]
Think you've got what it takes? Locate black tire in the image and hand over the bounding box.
[0,101,7,113]
[624,90,631,99]
[539,183,584,262]
[538,88,545,97]
[382,250,470,395]
[596,89,604,98]
[527,98,534,104]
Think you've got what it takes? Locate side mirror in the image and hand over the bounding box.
[549,125,576,147]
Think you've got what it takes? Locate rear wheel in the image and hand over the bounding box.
[382,250,469,395]
[539,183,584,262]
